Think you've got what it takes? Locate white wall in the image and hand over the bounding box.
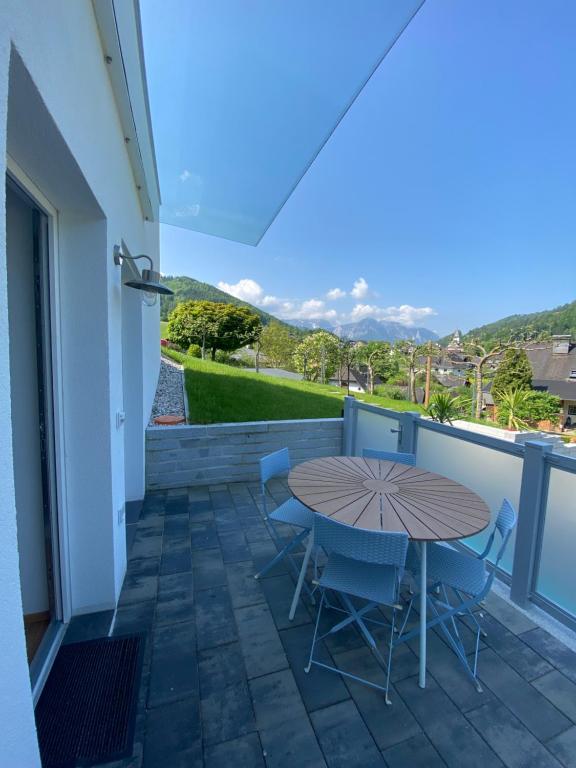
[0,1,160,762]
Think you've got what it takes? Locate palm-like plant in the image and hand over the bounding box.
[426,392,463,425]
[494,387,531,430]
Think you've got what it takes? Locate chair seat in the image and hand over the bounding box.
[426,543,488,596]
[405,542,421,574]
[269,497,314,529]
[319,553,398,606]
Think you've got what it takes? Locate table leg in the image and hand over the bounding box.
[289,529,314,621]
[419,541,427,689]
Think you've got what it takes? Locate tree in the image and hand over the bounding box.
[167,300,262,360]
[493,387,531,430]
[396,342,422,403]
[492,348,532,392]
[460,334,538,419]
[259,322,296,369]
[359,342,397,395]
[293,331,340,383]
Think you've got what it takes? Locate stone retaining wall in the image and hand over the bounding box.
[145,418,344,489]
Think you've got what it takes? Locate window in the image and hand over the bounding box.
[568,405,576,416]
[569,370,576,379]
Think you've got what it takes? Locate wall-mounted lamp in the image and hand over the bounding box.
[113,245,173,306]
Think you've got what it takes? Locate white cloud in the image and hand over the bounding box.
[326,288,346,300]
[260,295,279,307]
[217,278,264,303]
[179,169,192,182]
[349,303,436,326]
[351,277,369,299]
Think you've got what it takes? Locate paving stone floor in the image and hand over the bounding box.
[63,481,576,768]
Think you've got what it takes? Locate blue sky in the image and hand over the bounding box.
[146,1,576,336]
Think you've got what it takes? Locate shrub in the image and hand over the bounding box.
[426,392,464,424]
[375,385,407,401]
[187,343,202,358]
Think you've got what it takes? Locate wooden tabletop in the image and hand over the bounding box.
[288,456,490,542]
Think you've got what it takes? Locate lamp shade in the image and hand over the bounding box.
[124,269,173,295]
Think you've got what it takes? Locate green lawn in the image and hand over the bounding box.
[162,348,424,424]
[160,321,169,337]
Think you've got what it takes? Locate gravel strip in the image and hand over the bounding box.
[149,357,186,425]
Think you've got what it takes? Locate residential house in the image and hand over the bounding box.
[1,2,160,762]
[527,335,576,427]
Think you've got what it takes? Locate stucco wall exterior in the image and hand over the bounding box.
[0,1,160,763]
[146,419,344,489]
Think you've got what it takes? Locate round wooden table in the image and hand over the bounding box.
[287,456,490,688]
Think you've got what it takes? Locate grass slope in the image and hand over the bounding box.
[162,349,424,424]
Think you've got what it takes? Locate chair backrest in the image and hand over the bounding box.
[260,448,291,516]
[314,514,408,570]
[477,498,517,564]
[362,448,416,466]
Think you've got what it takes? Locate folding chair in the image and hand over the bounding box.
[399,499,517,691]
[254,449,315,600]
[361,448,416,466]
[305,514,408,704]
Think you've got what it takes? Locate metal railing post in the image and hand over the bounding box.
[342,396,357,456]
[510,440,552,608]
[397,412,421,454]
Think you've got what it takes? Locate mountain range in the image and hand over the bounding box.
[160,276,439,343]
[442,299,576,345]
[288,317,438,343]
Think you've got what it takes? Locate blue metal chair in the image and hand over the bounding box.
[361,448,416,466]
[254,449,315,590]
[305,514,408,704]
[399,499,517,691]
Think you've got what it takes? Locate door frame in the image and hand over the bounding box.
[6,156,72,700]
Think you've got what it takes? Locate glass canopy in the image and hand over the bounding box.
[140,1,424,245]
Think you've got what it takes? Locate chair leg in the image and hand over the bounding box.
[305,591,325,674]
[254,528,308,579]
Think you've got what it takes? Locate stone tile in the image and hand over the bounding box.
[143,697,202,768]
[201,680,256,746]
[214,508,243,532]
[195,585,237,650]
[520,628,576,685]
[113,600,156,636]
[382,733,446,768]
[546,726,576,768]
[484,593,537,635]
[466,700,563,768]
[160,547,192,576]
[63,610,114,644]
[126,556,160,578]
[192,547,227,591]
[163,513,190,538]
[279,624,349,713]
[250,540,290,578]
[310,604,363,656]
[219,530,252,563]
[260,574,312,630]
[406,630,494,713]
[532,670,576,722]
[332,646,421,751]
[148,621,199,708]
[210,490,234,509]
[190,521,220,550]
[226,561,266,609]
[165,496,189,516]
[249,669,308,730]
[130,531,163,560]
[259,716,327,768]
[198,642,247,697]
[465,612,554,682]
[310,699,385,767]
[477,649,571,741]
[156,571,195,626]
[190,499,213,514]
[395,675,503,767]
[204,733,265,768]
[118,572,158,607]
[235,603,288,678]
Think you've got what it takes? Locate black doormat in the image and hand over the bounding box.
[35,634,144,768]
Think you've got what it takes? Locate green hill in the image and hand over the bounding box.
[160,275,298,333]
[442,299,576,345]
